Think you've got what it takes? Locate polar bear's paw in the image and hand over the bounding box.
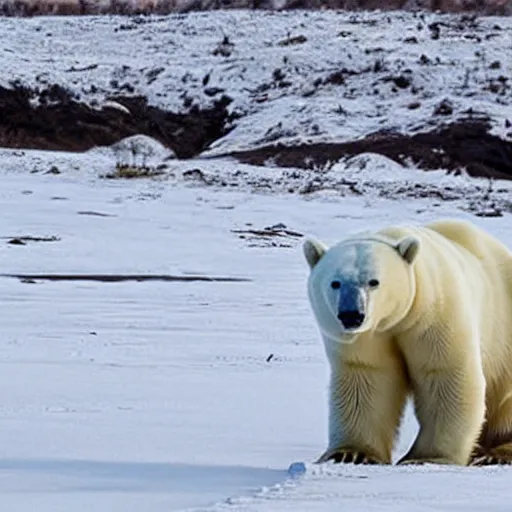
[469,443,512,466]
[316,447,384,465]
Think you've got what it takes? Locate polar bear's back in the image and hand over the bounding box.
[424,218,512,317]
[426,219,512,268]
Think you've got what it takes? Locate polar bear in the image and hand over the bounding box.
[303,218,512,466]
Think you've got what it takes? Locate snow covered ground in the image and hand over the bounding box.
[0,146,510,512]
[1,7,512,512]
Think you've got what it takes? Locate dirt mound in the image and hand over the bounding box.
[0,83,233,158]
[225,117,512,180]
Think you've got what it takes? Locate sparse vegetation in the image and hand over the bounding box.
[101,162,165,179]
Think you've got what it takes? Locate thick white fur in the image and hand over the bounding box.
[304,219,512,466]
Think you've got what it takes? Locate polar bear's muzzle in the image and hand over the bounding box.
[337,309,365,330]
[337,284,366,331]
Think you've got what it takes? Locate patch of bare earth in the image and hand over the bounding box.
[224,117,512,181]
[0,83,234,158]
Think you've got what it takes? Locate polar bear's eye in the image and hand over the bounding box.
[330,280,341,290]
[368,279,380,288]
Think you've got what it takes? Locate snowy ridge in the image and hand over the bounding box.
[2,10,512,154]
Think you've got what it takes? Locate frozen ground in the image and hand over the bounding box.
[0,148,511,511]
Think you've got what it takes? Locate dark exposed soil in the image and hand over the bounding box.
[0,84,233,158]
[1,273,251,283]
[225,117,512,180]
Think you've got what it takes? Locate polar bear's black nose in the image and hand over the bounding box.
[337,310,365,329]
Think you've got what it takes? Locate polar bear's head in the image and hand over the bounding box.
[303,235,419,344]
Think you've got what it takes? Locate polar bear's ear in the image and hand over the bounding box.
[396,236,420,264]
[303,238,328,269]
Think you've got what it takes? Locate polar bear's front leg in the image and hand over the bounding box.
[398,346,486,467]
[317,360,409,465]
